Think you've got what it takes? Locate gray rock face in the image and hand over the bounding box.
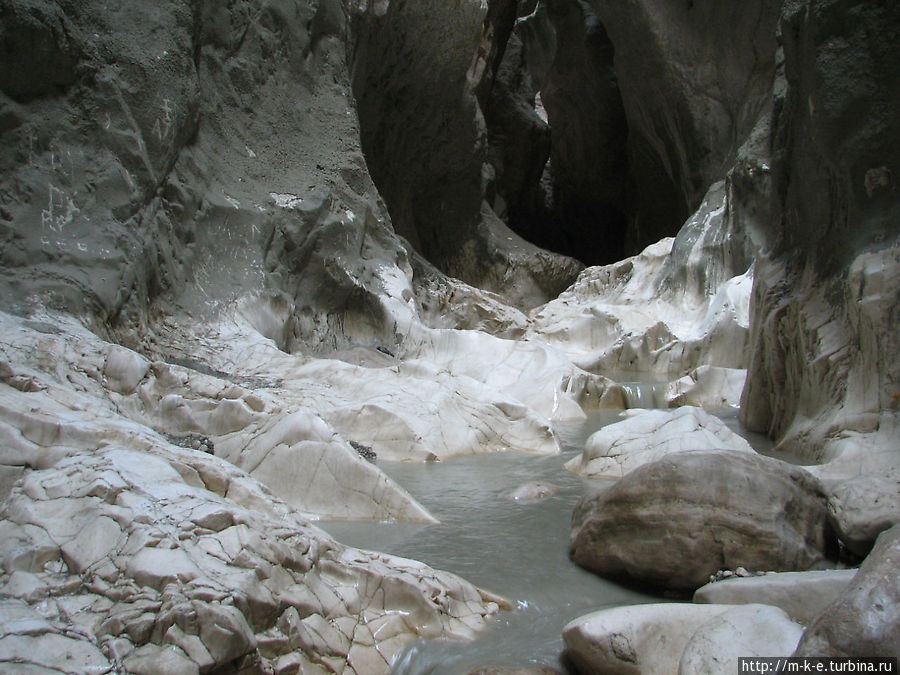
[740,1,900,472]
[794,524,900,658]
[534,0,632,264]
[589,0,782,250]
[571,450,837,591]
[347,0,582,308]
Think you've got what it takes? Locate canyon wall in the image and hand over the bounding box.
[0,0,898,670]
[740,0,900,472]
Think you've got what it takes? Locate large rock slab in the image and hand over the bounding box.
[571,450,837,591]
[679,604,804,675]
[794,524,900,658]
[693,569,856,624]
[0,444,505,674]
[0,312,435,523]
[563,602,799,675]
[565,407,754,479]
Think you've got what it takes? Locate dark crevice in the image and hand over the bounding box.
[483,0,635,266]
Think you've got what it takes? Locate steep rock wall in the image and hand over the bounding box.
[347,0,582,309]
[589,0,782,251]
[740,0,900,472]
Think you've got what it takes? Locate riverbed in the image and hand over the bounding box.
[322,409,660,673]
[321,403,789,673]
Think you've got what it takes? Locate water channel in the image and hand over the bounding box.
[321,399,780,673]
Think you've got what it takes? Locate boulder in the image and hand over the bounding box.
[563,602,803,675]
[570,450,837,591]
[506,481,559,502]
[693,569,856,624]
[564,407,754,479]
[824,469,900,556]
[563,603,731,675]
[678,604,804,675]
[794,524,900,658]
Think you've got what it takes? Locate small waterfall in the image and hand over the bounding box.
[620,381,667,409]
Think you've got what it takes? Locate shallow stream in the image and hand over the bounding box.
[322,409,655,673]
[322,398,785,673]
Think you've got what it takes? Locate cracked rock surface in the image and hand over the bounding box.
[0,312,506,674]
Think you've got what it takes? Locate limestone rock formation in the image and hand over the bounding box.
[562,603,801,675]
[0,0,598,670]
[588,0,782,249]
[664,366,747,409]
[565,407,754,480]
[347,0,583,308]
[794,524,900,658]
[528,181,753,378]
[739,0,900,477]
[529,0,632,264]
[1,0,898,670]
[693,569,856,625]
[0,444,504,674]
[570,451,837,591]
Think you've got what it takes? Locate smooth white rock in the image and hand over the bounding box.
[563,603,733,675]
[565,406,754,478]
[678,604,804,674]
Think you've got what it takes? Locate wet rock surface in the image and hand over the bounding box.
[0,0,897,671]
[571,450,837,591]
[0,424,505,674]
[794,524,900,658]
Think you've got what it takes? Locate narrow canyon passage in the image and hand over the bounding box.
[0,0,897,673]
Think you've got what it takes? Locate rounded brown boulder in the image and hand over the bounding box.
[570,450,838,591]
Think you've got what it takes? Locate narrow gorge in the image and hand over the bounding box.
[0,0,897,673]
